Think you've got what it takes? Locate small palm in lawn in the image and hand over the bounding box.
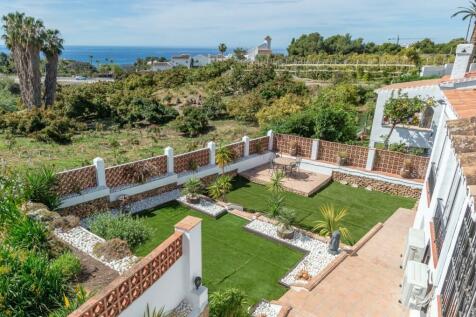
[313,204,351,242]
[208,175,232,202]
[215,145,233,174]
[267,169,285,194]
[452,1,476,43]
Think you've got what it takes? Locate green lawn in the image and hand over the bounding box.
[135,203,303,305]
[227,177,416,244]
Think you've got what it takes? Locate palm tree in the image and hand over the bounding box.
[452,1,476,44]
[313,205,351,243]
[2,12,44,109]
[208,175,232,202]
[218,43,227,56]
[215,145,233,174]
[267,170,285,194]
[42,29,63,106]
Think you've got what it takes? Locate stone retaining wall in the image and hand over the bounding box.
[58,196,110,218]
[332,171,421,199]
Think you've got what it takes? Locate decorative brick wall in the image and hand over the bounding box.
[55,166,97,197]
[110,183,178,209]
[249,136,269,155]
[69,232,183,317]
[274,134,312,158]
[58,197,109,218]
[318,140,369,168]
[106,156,168,189]
[332,172,421,199]
[225,142,244,160]
[174,149,210,174]
[373,150,429,179]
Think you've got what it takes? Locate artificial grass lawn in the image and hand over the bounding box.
[227,177,416,244]
[134,203,303,305]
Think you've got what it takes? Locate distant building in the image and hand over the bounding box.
[369,43,476,154]
[171,54,192,68]
[247,36,272,61]
[192,55,210,67]
[148,61,174,72]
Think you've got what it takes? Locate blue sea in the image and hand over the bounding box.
[0,45,286,66]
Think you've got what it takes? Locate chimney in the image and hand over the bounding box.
[450,43,474,80]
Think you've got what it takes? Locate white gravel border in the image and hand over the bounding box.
[177,195,226,217]
[54,226,138,274]
[245,220,337,286]
[252,301,282,317]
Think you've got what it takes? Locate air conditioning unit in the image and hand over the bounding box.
[401,261,429,310]
[402,228,425,269]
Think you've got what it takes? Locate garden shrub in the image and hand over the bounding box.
[5,216,49,252]
[23,166,60,210]
[50,252,81,281]
[209,288,248,317]
[175,106,209,137]
[89,213,152,249]
[93,238,132,261]
[203,94,227,120]
[0,245,72,316]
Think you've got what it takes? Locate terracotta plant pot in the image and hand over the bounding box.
[399,167,412,178]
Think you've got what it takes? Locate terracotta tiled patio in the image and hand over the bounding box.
[279,208,414,317]
[239,164,332,196]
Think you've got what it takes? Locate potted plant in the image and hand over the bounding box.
[289,141,298,156]
[188,159,199,173]
[336,151,348,166]
[400,158,413,178]
[182,177,203,204]
[254,141,263,154]
[276,208,296,239]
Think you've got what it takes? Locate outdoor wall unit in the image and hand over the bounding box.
[402,228,426,269]
[401,261,429,310]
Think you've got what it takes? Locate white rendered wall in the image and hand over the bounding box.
[369,85,446,150]
[119,257,188,316]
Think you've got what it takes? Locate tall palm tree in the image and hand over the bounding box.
[452,1,476,44]
[2,12,44,109]
[42,29,63,106]
[218,43,227,56]
[215,145,233,174]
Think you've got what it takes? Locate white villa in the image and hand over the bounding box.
[369,44,476,155]
[246,35,272,61]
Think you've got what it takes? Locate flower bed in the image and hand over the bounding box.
[245,220,337,286]
[54,226,138,274]
[177,195,226,217]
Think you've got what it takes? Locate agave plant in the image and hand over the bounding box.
[143,304,169,317]
[267,169,285,194]
[313,204,351,242]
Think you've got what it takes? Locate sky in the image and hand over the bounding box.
[0,0,472,48]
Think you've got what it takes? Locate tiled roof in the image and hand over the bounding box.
[443,89,476,119]
[447,116,476,196]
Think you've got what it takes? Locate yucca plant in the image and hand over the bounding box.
[208,175,232,202]
[313,204,351,243]
[209,288,248,317]
[23,166,60,210]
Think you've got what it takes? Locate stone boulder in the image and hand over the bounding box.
[51,215,80,231]
[93,238,132,261]
[21,201,60,223]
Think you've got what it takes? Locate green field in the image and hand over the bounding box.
[135,203,303,305]
[227,177,416,244]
